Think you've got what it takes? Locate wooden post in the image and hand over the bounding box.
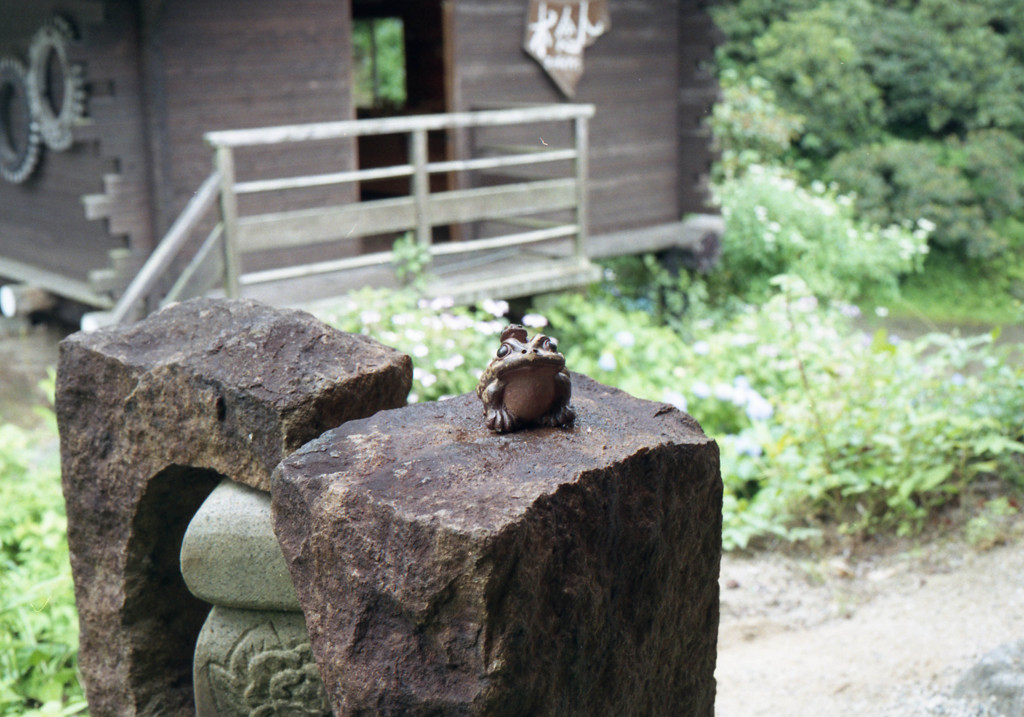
[573,115,590,262]
[216,145,241,298]
[409,128,432,252]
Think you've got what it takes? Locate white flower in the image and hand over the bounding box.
[405,329,426,342]
[692,380,712,399]
[360,310,381,325]
[745,392,774,421]
[522,313,548,328]
[474,320,506,335]
[418,372,437,388]
[441,313,474,331]
[917,218,936,233]
[874,306,889,318]
[693,340,711,356]
[662,390,688,413]
[482,298,509,317]
[412,344,429,357]
[392,313,410,325]
[434,354,465,371]
[407,392,419,403]
[713,383,735,402]
[794,295,819,313]
[430,296,455,311]
[614,330,635,348]
[597,352,617,372]
[733,434,763,458]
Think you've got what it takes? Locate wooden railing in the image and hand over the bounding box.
[83,103,595,329]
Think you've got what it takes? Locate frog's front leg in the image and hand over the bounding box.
[482,379,517,433]
[539,369,575,428]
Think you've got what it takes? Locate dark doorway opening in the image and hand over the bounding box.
[351,0,453,204]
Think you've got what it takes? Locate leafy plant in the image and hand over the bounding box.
[709,69,805,179]
[390,232,433,291]
[1,404,86,715]
[713,164,929,304]
[315,272,1024,552]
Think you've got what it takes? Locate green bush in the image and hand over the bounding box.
[712,165,929,303]
[1,414,86,716]
[828,132,1024,259]
[750,2,885,156]
[316,276,1024,551]
[730,279,1024,544]
[714,0,1024,150]
[709,70,805,178]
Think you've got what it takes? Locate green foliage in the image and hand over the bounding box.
[750,2,886,156]
[313,288,511,403]
[714,0,1024,147]
[1,410,86,715]
[352,18,407,110]
[852,3,1024,136]
[893,248,1024,325]
[709,70,805,178]
[711,0,1024,271]
[315,274,1024,552]
[727,280,1024,545]
[713,165,928,304]
[827,131,1024,258]
[391,233,432,291]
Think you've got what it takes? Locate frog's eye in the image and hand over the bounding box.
[497,343,512,358]
[542,338,557,351]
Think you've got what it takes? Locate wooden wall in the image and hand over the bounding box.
[449,0,719,237]
[0,0,136,284]
[142,0,356,237]
[678,1,721,216]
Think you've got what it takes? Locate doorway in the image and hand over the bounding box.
[351,0,452,202]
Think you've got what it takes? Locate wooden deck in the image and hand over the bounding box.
[73,104,722,330]
[234,214,723,310]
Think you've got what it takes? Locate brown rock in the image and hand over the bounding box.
[57,298,411,716]
[272,374,722,716]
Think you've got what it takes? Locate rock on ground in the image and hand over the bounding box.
[57,298,411,716]
[273,375,723,716]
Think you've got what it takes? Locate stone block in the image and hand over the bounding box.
[273,374,723,716]
[181,478,300,611]
[57,298,411,716]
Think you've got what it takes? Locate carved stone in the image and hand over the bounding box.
[273,374,723,716]
[57,298,411,716]
[193,607,330,717]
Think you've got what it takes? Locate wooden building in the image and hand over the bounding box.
[0,0,720,321]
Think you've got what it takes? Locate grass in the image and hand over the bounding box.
[879,251,1024,326]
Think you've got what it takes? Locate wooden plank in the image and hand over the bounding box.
[0,255,114,309]
[237,178,577,253]
[205,104,595,148]
[237,197,417,252]
[234,165,414,195]
[430,225,577,255]
[429,178,576,225]
[106,170,223,322]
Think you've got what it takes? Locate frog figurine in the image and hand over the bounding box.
[476,324,575,433]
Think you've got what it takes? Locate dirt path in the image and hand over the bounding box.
[716,536,1024,715]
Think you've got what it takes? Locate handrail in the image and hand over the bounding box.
[204,104,595,147]
[81,170,222,330]
[85,103,595,329]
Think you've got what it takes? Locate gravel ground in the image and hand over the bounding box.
[715,529,1024,716]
